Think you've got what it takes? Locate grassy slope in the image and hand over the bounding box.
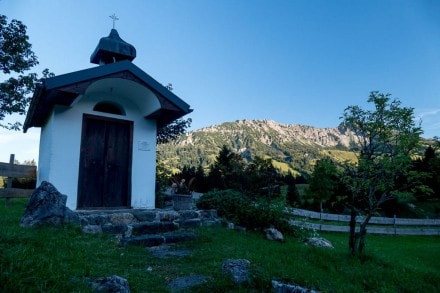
[1,199,439,292]
[320,149,358,164]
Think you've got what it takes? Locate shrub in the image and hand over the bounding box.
[196,189,246,221]
[196,189,291,232]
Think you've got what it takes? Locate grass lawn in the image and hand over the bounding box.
[1,199,439,292]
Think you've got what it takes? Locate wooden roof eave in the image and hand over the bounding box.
[23,83,45,133]
[24,61,192,132]
[146,108,194,128]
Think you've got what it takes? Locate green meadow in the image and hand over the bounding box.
[1,199,439,292]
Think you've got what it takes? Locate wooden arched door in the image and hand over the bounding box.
[77,114,133,209]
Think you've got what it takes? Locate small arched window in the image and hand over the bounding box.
[93,101,125,115]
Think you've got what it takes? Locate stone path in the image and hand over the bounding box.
[77,209,220,247]
[77,208,220,291]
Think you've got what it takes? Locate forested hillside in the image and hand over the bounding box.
[157,119,359,175]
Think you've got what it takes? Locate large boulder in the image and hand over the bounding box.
[20,181,79,227]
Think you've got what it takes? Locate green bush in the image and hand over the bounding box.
[196,189,246,221]
[2,177,36,189]
[196,189,291,232]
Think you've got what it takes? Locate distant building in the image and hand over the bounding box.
[24,28,192,210]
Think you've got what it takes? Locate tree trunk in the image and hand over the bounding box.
[357,214,372,254]
[348,207,357,255]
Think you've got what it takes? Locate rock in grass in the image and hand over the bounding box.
[221,259,250,284]
[88,275,130,292]
[303,237,334,249]
[265,227,284,242]
[148,245,191,258]
[167,275,211,291]
[20,181,79,227]
[272,280,320,293]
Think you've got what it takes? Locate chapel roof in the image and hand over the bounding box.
[23,60,192,132]
[24,28,192,133]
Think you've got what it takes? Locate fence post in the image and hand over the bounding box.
[393,214,397,236]
[5,154,15,207]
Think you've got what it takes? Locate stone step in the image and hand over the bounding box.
[131,222,178,235]
[77,209,219,226]
[79,209,219,247]
[93,221,179,237]
[120,231,197,247]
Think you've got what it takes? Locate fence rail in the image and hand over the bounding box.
[0,154,36,206]
[0,162,36,178]
[290,208,440,236]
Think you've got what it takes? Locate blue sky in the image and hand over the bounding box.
[1,0,439,163]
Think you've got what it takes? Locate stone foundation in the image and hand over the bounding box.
[76,209,220,247]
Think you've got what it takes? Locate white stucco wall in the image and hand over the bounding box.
[37,78,160,210]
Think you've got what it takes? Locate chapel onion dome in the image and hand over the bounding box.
[90,29,136,65]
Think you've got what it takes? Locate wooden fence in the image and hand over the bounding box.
[289,208,440,236]
[0,154,36,206]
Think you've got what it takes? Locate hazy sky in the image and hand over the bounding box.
[1,0,439,163]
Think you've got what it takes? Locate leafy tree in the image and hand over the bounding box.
[155,82,192,205]
[0,14,52,130]
[155,118,192,205]
[341,91,422,255]
[412,145,440,201]
[156,83,192,144]
[155,160,173,208]
[306,157,339,212]
[156,118,192,144]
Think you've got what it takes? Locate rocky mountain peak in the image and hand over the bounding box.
[181,119,355,149]
[157,119,358,175]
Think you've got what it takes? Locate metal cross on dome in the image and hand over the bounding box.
[109,14,119,29]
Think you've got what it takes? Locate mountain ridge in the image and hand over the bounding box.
[189,119,355,148]
[157,119,358,175]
